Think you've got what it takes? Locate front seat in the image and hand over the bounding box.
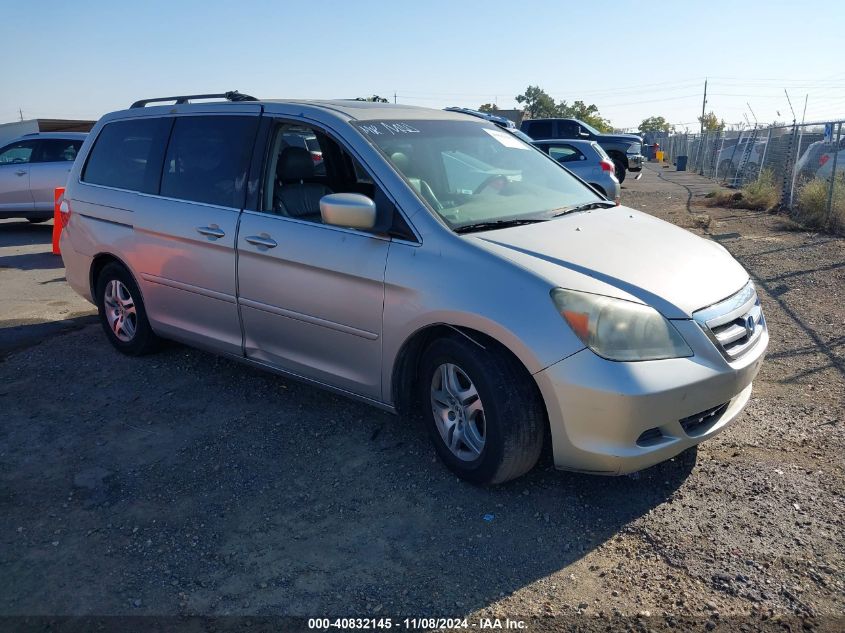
[274,146,333,221]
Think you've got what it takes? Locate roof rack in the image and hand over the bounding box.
[130,91,257,109]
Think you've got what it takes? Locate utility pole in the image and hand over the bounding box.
[700,79,707,135]
[19,108,23,121]
[801,94,808,125]
[393,91,396,104]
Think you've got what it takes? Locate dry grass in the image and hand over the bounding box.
[795,176,845,235]
[705,169,779,212]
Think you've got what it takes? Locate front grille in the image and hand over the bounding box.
[680,402,729,436]
[693,281,765,360]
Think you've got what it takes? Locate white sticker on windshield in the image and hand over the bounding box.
[483,127,529,149]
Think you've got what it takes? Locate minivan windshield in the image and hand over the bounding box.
[353,120,602,230]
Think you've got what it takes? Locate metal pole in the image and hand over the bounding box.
[825,122,842,226]
[789,123,805,208]
[757,126,773,182]
[700,79,708,135]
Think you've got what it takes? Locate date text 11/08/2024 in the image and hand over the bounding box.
[307,617,527,630]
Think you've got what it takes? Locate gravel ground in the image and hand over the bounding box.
[0,165,843,632]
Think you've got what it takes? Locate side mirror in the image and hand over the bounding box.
[319,193,377,230]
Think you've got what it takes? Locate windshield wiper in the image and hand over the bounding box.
[454,218,548,234]
[551,201,616,217]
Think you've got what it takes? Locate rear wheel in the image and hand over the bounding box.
[590,184,607,197]
[613,159,627,183]
[95,262,159,355]
[419,336,545,484]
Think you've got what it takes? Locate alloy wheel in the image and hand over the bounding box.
[103,279,137,342]
[430,363,486,461]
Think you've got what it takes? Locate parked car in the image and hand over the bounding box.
[532,139,621,202]
[715,137,767,182]
[444,107,535,143]
[795,138,845,183]
[60,93,768,484]
[520,118,643,183]
[0,132,86,222]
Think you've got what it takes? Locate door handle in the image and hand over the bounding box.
[244,234,278,249]
[15,170,26,176]
[196,225,225,239]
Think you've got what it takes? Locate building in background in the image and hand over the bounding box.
[0,119,95,146]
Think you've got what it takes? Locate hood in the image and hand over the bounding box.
[469,206,749,318]
[599,133,643,144]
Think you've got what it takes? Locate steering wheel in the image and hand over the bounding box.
[474,174,509,195]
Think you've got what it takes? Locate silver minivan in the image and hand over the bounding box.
[60,94,768,484]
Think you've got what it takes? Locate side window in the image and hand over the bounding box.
[34,139,83,163]
[161,116,258,207]
[262,124,330,218]
[559,121,578,137]
[261,121,411,237]
[548,145,583,163]
[526,120,553,139]
[0,140,37,165]
[83,118,171,193]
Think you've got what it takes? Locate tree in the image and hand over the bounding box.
[515,85,558,119]
[516,86,613,131]
[698,111,725,132]
[638,116,674,133]
[478,103,499,113]
[557,100,612,133]
[356,95,389,103]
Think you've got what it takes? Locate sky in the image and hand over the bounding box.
[2,0,844,132]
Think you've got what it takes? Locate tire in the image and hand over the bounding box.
[613,159,627,183]
[418,335,546,485]
[590,184,607,197]
[27,217,51,223]
[95,262,159,355]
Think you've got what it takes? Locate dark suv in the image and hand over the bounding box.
[521,118,643,182]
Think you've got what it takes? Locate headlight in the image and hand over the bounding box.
[551,288,693,361]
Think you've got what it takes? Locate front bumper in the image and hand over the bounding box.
[534,319,768,475]
[627,153,644,171]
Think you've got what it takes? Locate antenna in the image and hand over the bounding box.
[784,89,796,123]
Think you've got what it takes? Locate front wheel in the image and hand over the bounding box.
[419,336,546,484]
[613,159,627,183]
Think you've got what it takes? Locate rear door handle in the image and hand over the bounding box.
[15,170,26,176]
[244,234,278,249]
[197,225,225,239]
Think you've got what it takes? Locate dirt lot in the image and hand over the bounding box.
[1,165,843,632]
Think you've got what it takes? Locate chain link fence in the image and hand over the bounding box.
[653,121,845,232]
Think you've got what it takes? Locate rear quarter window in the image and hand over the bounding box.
[82,118,172,193]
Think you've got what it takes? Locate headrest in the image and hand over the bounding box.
[390,152,411,174]
[277,146,314,181]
